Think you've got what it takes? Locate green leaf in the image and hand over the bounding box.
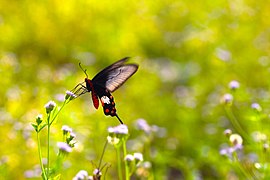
[31,123,38,132]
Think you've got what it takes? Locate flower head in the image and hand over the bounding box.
[229,80,240,90]
[263,143,269,152]
[221,93,233,105]
[136,119,151,134]
[251,103,262,112]
[107,124,128,136]
[73,170,89,180]
[70,132,76,139]
[62,125,73,134]
[107,125,129,145]
[45,100,56,114]
[224,129,232,137]
[229,134,243,145]
[134,152,143,165]
[114,124,129,135]
[57,142,72,153]
[65,90,77,100]
[125,154,135,162]
[107,136,120,145]
[134,152,143,162]
[93,168,102,178]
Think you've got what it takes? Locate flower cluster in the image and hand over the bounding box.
[125,152,143,166]
[107,124,129,146]
[58,125,76,154]
[220,130,243,158]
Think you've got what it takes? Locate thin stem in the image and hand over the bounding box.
[225,107,252,143]
[47,113,51,178]
[122,141,129,180]
[37,132,47,180]
[232,153,252,179]
[116,147,123,180]
[50,100,67,126]
[98,141,108,169]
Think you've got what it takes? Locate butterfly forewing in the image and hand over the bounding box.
[92,57,129,82]
[92,59,138,92]
[102,65,138,92]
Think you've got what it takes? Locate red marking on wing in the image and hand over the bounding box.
[91,91,99,109]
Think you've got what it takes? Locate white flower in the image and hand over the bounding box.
[134,152,143,162]
[221,93,233,104]
[44,100,56,113]
[107,136,120,145]
[125,154,134,162]
[136,119,151,134]
[72,170,89,180]
[229,134,243,146]
[66,90,77,100]
[229,80,240,90]
[251,103,262,112]
[57,142,72,153]
[62,125,73,133]
[107,124,129,135]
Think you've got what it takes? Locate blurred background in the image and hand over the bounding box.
[1,0,270,179]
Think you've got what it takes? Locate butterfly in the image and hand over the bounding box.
[71,57,139,124]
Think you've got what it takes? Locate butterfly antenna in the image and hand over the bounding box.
[79,62,88,78]
[115,114,124,124]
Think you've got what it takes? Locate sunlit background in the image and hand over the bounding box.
[1,0,270,179]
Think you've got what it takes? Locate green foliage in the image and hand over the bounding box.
[1,0,270,179]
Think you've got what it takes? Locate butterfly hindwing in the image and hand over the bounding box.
[94,85,117,117]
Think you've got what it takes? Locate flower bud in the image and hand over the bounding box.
[65,90,76,100]
[251,103,262,112]
[36,114,43,125]
[221,93,233,105]
[57,142,72,153]
[45,101,56,114]
[229,80,240,90]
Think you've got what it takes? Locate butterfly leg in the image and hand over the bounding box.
[71,82,88,98]
[71,82,86,92]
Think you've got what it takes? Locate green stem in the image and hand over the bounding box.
[122,141,129,180]
[232,153,252,179]
[116,147,123,180]
[47,113,51,178]
[37,132,47,180]
[225,107,251,143]
[50,100,67,126]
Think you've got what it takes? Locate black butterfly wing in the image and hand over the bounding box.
[92,57,139,92]
[92,57,129,80]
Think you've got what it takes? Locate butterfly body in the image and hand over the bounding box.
[85,78,117,117]
[73,57,138,124]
